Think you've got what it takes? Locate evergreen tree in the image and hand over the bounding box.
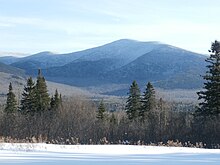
[59,93,62,104]
[196,40,220,117]
[125,81,141,121]
[35,69,50,112]
[50,96,55,110]
[59,93,63,109]
[96,100,106,120]
[4,82,17,114]
[109,112,117,141]
[54,89,60,106]
[20,77,36,114]
[50,89,60,110]
[140,82,156,122]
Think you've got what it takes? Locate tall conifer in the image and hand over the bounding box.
[20,77,36,114]
[5,83,17,114]
[50,89,60,110]
[140,82,156,122]
[196,40,220,117]
[125,81,141,121]
[35,69,50,112]
[96,100,106,120]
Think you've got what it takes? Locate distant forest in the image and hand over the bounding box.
[0,41,219,148]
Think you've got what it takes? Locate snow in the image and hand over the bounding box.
[0,143,220,164]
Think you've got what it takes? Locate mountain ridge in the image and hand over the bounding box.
[0,39,208,95]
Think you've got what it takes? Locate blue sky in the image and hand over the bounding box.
[0,0,219,56]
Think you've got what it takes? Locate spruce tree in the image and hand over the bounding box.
[20,77,36,114]
[50,89,60,110]
[59,93,62,105]
[50,96,55,110]
[196,40,220,117]
[96,100,106,120]
[35,69,50,112]
[140,82,156,122]
[125,81,141,121]
[54,89,60,106]
[4,82,17,114]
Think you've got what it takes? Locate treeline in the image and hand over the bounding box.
[0,78,219,148]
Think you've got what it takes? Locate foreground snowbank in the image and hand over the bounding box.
[0,143,220,155]
[1,144,220,165]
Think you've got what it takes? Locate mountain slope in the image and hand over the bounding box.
[41,40,164,86]
[42,40,206,91]
[11,39,161,72]
[5,39,208,94]
[0,72,97,104]
[0,62,25,77]
[11,51,68,70]
[107,45,206,89]
[0,56,20,65]
[10,51,81,71]
[73,39,161,66]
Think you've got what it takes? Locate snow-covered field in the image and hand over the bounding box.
[0,143,220,165]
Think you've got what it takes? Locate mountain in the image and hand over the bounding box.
[107,45,206,89]
[0,62,25,77]
[42,40,206,91]
[11,51,64,71]
[38,40,163,85]
[10,50,94,74]
[40,39,162,78]
[11,39,160,73]
[73,39,161,66]
[7,39,207,95]
[0,56,20,65]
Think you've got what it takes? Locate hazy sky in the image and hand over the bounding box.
[0,0,220,56]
